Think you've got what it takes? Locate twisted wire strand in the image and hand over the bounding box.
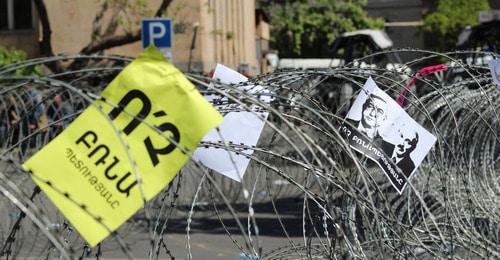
[0,49,497,259]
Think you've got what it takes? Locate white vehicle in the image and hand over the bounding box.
[276,29,404,71]
[274,30,409,114]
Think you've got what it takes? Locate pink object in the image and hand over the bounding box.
[396,64,448,107]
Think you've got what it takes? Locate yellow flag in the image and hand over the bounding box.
[22,46,223,246]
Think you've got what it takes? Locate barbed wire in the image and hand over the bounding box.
[0,49,498,259]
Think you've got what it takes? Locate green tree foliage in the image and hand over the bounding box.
[0,47,43,76]
[263,0,384,58]
[423,0,490,50]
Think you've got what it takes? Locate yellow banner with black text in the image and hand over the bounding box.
[22,46,223,246]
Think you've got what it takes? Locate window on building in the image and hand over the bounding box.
[0,0,8,30]
[0,0,34,31]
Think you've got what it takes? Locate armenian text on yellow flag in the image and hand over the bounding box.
[22,46,223,246]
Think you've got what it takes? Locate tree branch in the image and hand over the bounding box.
[80,32,141,54]
[33,0,53,56]
[79,0,173,55]
[33,0,62,73]
[90,1,110,42]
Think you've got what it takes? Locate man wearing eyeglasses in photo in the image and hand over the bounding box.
[356,94,387,140]
[346,93,394,157]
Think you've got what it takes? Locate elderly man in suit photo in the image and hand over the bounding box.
[392,127,419,177]
[342,77,437,193]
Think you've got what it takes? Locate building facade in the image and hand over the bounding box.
[0,0,38,57]
[0,0,257,74]
[366,0,499,53]
[365,0,429,51]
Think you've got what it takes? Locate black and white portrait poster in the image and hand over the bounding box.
[488,59,500,88]
[340,77,437,194]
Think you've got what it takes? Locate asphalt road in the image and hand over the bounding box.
[0,153,322,259]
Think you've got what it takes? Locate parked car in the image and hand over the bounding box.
[274,30,408,114]
[276,29,403,70]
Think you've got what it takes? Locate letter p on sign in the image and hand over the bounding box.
[142,19,172,48]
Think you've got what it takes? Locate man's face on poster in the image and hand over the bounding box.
[361,95,387,129]
[395,129,418,158]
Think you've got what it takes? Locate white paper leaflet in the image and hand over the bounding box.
[341,77,437,193]
[193,64,270,182]
[488,59,500,88]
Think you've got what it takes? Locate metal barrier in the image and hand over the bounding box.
[0,49,498,259]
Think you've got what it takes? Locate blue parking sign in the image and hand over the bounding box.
[142,19,172,48]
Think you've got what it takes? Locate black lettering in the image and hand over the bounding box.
[111,201,120,209]
[76,130,98,148]
[103,156,120,180]
[95,182,104,192]
[115,172,137,197]
[64,148,127,208]
[101,189,112,202]
[81,168,91,177]
[88,144,110,166]
[89,176,98,185]
[76,160,83,169]
[144,122,180,167]
[108,89,152,135]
